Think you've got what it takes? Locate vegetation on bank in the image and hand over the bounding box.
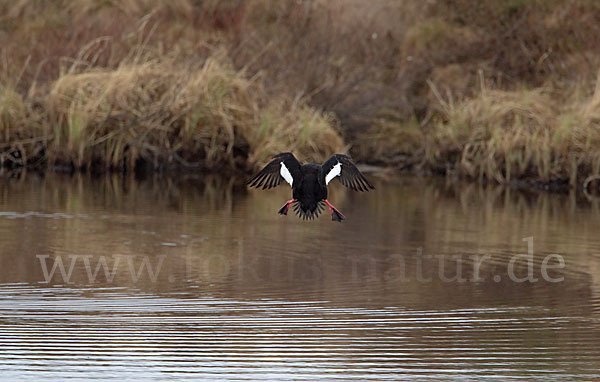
[3,0,600,188]
[0,0,345,172]
[424,81,600,188]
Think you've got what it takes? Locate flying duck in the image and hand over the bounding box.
[248,152,374,222]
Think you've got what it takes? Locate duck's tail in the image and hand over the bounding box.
[292,201,325,220]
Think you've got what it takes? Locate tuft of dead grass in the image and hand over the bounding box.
[423,75,600,187]
[42,52,343,171]
[0,0,344,173]
[47,55,249,170]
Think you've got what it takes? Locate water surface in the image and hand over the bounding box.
[0,172,599,380]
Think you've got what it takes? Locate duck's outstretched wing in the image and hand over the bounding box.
[321,154,375,192]
[248,152,302,190]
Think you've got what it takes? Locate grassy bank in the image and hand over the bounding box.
[2,55,343,172]
[0,0,344,172]
[3,0,600,188]
[421,79,600,189]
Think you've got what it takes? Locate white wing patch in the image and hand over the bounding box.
[280,162,294,187]
[325,162,342,185]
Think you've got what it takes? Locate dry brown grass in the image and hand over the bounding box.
[423,75,600,187]
[3,0,600,185]
[45,53,342,171]
[0,0,343,172]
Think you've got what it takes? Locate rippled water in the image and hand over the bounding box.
[1,172,600,380]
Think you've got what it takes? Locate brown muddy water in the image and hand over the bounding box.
[0,171,600,381]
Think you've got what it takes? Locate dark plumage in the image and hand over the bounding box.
[247,152,374,222]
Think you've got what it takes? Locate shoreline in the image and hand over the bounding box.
[0,157,588,196]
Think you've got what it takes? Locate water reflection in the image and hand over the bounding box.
[0,171,600,380]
